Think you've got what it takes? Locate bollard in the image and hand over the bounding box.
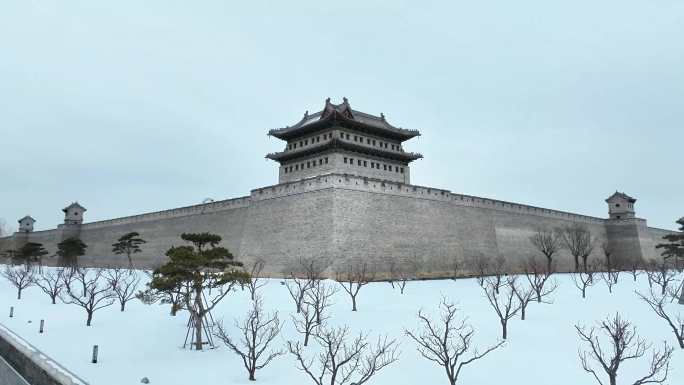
[91,345,98,364]
[39,320,44,333]
[9,307,13,318]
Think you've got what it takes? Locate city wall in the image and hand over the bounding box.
[0,173,674,277]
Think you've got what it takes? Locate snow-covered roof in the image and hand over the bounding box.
[605,191,636,203]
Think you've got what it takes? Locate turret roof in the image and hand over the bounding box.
[62,202,87,213]
[18,215,35,223]
[605,191,636,203]
[268,98,420,141]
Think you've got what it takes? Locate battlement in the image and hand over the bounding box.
[250,173,606,224]
[80,196,251,230]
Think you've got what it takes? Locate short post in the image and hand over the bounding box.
[9,307,13,318]
[39,320,44,333]
[91,345,98,364]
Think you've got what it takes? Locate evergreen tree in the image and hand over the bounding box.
[656,217,684,271]
[148,232,249,350]
[112,232,146,269]
[18,242,49,272]
[56,237,87,269]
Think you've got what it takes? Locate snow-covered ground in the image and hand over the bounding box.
[1,266,682,385]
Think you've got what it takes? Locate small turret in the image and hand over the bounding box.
[63,202,86,225]
[17,216,35,233]
[605,191,636,220]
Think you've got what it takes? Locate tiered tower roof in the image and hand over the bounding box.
[268,98,421,141]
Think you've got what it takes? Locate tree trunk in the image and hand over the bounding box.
[574,256,579,271]
[17,289,21,300]
[582,287,586,299]
[195,314,203,350]
[120,302,125,311]
[502,322,507,340]
[609,373,617,385]
[352,296,357,311]
[304,331,310,347]
[51,296,56,304]
[249,369,255,381]
[521,306,526,320]
[546,258,552,273]
[86,312,93,326]
[582,257,588,272]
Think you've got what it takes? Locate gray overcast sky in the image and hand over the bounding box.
[1,1,682,231]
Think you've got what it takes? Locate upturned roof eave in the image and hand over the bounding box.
[266,139,422,163]
[268,114,420,142]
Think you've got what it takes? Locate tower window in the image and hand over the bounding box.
[340,132,344,138]
[400,167,404,174]
[616,203,620,207]
[372,140,376,146]
[357,159,361,166]
[319,159,322,165]
[363,160,367,167]
[344,157,348,164]
[367,138,370,144]
[349,158,354,164]
[295,165,299,171]
[325,157,328,164]
[354,135,358,141]
[346,134,350,140]
[383,164,387,170]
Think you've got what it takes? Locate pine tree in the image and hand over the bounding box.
[656,217,684,271]
[56,238,87,269]
[112,232,146,269]
[148,232,249,350]
[17,242,49,272]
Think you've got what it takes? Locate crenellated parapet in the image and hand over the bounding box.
[80,196,251,230]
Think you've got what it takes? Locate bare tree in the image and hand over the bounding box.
[284,257,323,313]
[247,259,267,301]
[292,280,337,346]
[288,325,399,385]
[2,265,35,299]
[489,256,507,294]
[214,296,284,381]
[572,262,598,299]
[529,228,561,272]
[510,277,536,320]
[646,260,678,295]
[601,266,620,294]
[483,277,521,339]
[307,280,337,325]
[560,224,594,272]
[35,268,66,304]
[576,313,673,385]
[404,298,504,385]
[636,290,684,349]
[389,259,419,294]
[336,262,375,311]
[469,254,490,286]
[105,268,141,311]
[60,268,115,326]
[523,257,557,303]
[292,300,320,347]
[629,260,643,282]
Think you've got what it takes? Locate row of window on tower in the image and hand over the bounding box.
[288,133,333,150]
[343,157,404,174]
[283,157,329,174]
[286,132,401,152]
[338,132,401,151]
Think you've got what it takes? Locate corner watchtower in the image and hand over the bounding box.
[266,98,422,184]
[18,216,35,233]
[63,202,86,225]
[605,191,636,220]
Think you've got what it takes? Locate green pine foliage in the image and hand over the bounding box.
[17,242,49,269]
[112,232,146,268]
[56,237,87,269]
[656,218,684,271]
[148,232,250,350]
